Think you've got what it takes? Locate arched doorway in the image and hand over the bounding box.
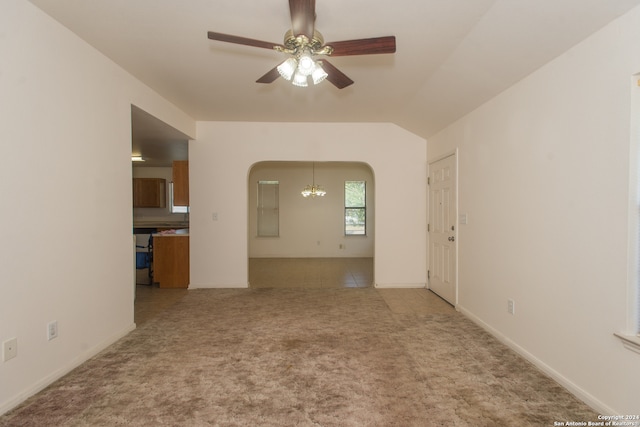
[247,161,374,288]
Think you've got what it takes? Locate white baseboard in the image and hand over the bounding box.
[457,305,615,415]
[374,282,426,289]
[0,323,136,416]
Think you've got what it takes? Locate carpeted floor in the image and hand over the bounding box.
[0,288,598,426]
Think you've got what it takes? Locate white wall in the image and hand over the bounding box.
[0,0,195,414]
[190,122,427,288]
[428,5,640,414]
[248,161,374,258]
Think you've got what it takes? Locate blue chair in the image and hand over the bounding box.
[135,234,153,284]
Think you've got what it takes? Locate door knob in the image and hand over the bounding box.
[448,236,455,242]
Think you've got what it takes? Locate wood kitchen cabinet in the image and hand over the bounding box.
[153,235,189,288]
[133,178,166,208]
[172,160,189,206]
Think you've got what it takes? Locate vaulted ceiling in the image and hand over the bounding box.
[28,0,640,164]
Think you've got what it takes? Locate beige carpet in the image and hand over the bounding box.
[0,288,597,426]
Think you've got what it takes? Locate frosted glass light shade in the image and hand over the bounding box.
[311,64,328,85]
[278,53,327,87]
[297,52,315,76]
[292,72,308,87]
[277,58,297,81]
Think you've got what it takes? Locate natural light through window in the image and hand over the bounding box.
[257,181,279,237]
[170,182,189,214]
[345,181,366,235]
[616,76,640,353]
[635,77,640,337]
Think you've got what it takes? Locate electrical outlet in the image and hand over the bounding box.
[48,321,58,341]
[2,338,17,362]
[507,299,515,315]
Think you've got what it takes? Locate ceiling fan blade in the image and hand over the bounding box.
[289,0,315,39]
[207,31,281,50]
[327,36,396,56]
[256,66,281,84]
[319,60,354,89]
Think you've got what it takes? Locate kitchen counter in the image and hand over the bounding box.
[134,221,189,228]
[133,222,189,234]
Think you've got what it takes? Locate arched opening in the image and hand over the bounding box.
[247,161,374,288]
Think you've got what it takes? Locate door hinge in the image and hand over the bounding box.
[428,270,430,279]
[427,224,430,232]
[427,177,430,185]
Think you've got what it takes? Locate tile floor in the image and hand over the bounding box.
[249,257,374,288]
[135,257,454,325]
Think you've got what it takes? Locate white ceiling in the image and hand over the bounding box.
[28,0,640,164]
[130,106,189,167]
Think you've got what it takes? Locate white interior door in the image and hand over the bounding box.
[428,154,457,305]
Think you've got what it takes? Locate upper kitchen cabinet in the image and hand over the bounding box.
[133,178,166,208]
[172,160,189,206]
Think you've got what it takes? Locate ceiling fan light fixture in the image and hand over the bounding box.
[207,1,396,90]
[311,63,328,85]
[297,51,316,77]
[292,72,309,87]
[277,57,297,81]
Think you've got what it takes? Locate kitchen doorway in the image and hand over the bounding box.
[131,105,190,287]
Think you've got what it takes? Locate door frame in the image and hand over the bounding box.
[428,149,459,306]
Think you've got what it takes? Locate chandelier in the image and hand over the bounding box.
[276,31,331,87]
[301,163,326,198]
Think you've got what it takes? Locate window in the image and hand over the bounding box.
[170,182,189,214]
[345,181,366,235]
[257,181,279,237]
[615,76,640,352]
[634,77,640,337]
[636,136,640,336]
[636,183,640,336]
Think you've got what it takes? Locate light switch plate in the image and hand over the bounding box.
[48,321,58,341]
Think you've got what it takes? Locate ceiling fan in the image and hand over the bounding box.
[207,0,396,89]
